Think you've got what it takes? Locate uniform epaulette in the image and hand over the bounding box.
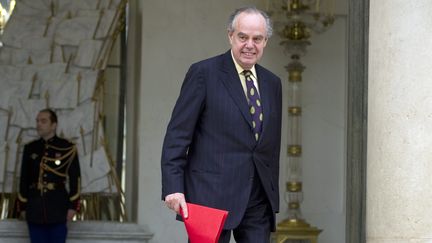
[58,136,76,145]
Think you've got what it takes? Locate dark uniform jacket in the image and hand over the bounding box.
[18,135,81,224]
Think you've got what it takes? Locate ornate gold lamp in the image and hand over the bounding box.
[265,0,335,242]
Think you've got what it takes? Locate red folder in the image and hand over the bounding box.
[181,203,229,243]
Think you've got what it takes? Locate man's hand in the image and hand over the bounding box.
[164,192,188,218]
[67,209,76,221]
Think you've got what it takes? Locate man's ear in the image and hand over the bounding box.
[228,31,234,44]
[262,38,268,47]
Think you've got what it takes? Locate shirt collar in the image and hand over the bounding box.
[41,135,57,143]
[230,50,257,78]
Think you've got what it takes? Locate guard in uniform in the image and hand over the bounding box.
[17,109,81,243]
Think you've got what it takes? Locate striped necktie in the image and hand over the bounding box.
[242,70,263,141]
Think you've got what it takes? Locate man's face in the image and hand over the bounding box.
[228,12,268,70]
[36,111,56,139]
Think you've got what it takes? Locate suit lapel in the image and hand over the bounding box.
[218,52,275,142]
[256,65,272,142]
[219,52,253,128]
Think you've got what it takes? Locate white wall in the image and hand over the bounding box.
[135,1,347,242]
[300,17,348,243]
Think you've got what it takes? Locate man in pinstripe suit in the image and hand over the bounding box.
[161,6,282,243]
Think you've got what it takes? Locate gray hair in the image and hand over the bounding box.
[227,6,273,38]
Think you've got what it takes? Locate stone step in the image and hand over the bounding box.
[0,220,153,243]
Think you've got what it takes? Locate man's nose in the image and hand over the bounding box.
[245,39,254,47]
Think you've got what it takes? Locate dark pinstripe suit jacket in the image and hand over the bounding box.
[161,50,282,229]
